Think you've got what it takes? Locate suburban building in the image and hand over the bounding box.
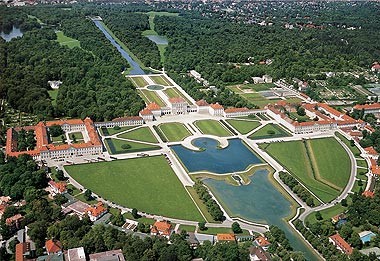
[209,103,224,116]
[6,214,23,227]
[216,234,236,242]
[254,236,271,251]
[48,180,67,195]
[65,247,86,261]
[86,202,108,222]
[45,239,63,255]
[371,63,380,72]
[89,249,125,261]
[249,246,271,261]
[329,233,353,255]
[62,200,90,218]
[6,118,103,160]
[151,220,173,238]
[362,190,375,198]
[15,242,33,261]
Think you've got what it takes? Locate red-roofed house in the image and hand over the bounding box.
[45,239,63,255]
[48,181,67,195]
[370,158,380,175]
[362,190,375,198]
[6,214,23,227]
[86,202,108,222]
[372,63,380,72]
[329,233,353,255]
[365,147,378,157]
[254,236,271,250]
[139,109,154,121]
[15,242,32,261]
[151,220,173,238]
[216,234,236,242]
[209,103,224,116]
[249,246,271,261]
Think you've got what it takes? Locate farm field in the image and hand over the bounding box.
[194,120,232,137]
[149,75,172,86]
[226,119,261,134]
[249,124,290,140]
[262,138,351,202]
[117,127,158,143]
[139,89,166,106]
[130,76,148,88]
[104,138,160,154]
[158,122,191,142]
[66,156,204,221]
[55,31,80,49]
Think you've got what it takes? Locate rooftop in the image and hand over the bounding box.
[329,233,353,255]
[216,233,236,241]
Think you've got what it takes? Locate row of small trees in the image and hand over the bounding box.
[279,172,315,207]
[193,180,225,221]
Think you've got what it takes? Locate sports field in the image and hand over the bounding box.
[55,31,80,49]
[104,138,160,154]
[117,127,158,143]
[158,122,191,142]
[149,75,172,86]
[194,120,232,137]
[139,89,166,106]
[130,76,148,88]
[226,119,261,134]
[65,156,204,221]
[249,124,290,140]
[263,138,351,202]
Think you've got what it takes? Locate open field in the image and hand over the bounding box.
[48,90,58,106]
[305,203,347,225]
[262,139,348,203]
[139,89,166,106]
[55,31,80,49]
[158,122,191,142]
[104,138,160,154]
[178,224,196,232]
[130,76,148,88]
[150,75,172,86]
[194,120,232,137]
[99,126,138,136]
[226,119,261,134]
[117,127,158,143]
[249,124,290,140]
[163,87,193,104]
[66,156,204,221]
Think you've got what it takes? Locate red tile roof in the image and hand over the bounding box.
[255,236,271,247]
[147,102,161,111]
[6,214,23,226]
[217,234,236,241]
[15,242,30,261]
[86,202,107,218]
[210,103,224,110]
[224,107,250,113]
[372,64,380,70]
[365,146,377,155]
[353,103,380,111]
[48,181,67,193]
[196,99,209,106]
[329,233,353,255]
[168,97,186,104]
[151,220,172,236]
[362,190,375,198]
[45,239,62,254]
[139,109,153,115]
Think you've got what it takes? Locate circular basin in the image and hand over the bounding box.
[147,85,164,91]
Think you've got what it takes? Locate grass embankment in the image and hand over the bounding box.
[66,156,204,221]
[194,120,232,137]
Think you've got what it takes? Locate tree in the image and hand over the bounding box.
[111,210,125,227]
[231,222,242,234]
[56,169,65,181]
[84,189,93,201]
[49,125,64,137]
[71,134,77,143]
[297,106,306,116]
[131,208,140,219]
[341,199,347,207]
[121,144,131,150]
[315,211,323,221]
[198,222,207,231]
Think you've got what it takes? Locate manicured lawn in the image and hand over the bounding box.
[194,120,232,137]
[335,132,361,156]
[123,212,156,225]
[249,124,290,140]
[104,138,160,154]
[75,193,98,205]
[307,138,351,190]
[163,87,193,104]
[226,119,261,134]
[65,156,204,221]
[158,122,191,142]
[263,140,341,203]
[130,76,148,88]
[70,131,84,140]
[140,89,166,106]
[356,159,368,169]
[352,180,365,193]
[55,31,80,49]
[178,224,196,232]
[117,127,158,143]
[67,184,81,196]
[241,83,274,91]
[150,75,171,86]
[305,203,346,225]
[99,126,138,136]
[48,90,58,106]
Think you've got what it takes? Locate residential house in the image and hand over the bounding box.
[329,233,353,255]
[89,249,125,261]
[48,181,67,195]
[86,202,108,222]
[254,236,271,251]
[65,247,86,261]
[249,246,271,261]
[45,239,63,255]
[151,220,173,238]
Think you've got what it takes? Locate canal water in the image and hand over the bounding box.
[93,20,146,75]
[171,138,262,173]
[1,26,23,42]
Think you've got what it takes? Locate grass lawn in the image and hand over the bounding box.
[263,140,341,203]
[150,75,172,86]
[352,180,365,193]
[241,83,274,91]
[51,135,64,143]
[163,87,193,104]
[123,212,156,225]
[99,126,138,136]
[305,203,346,225]
[65,156,204,221]
[186,187,214,223]
[178,224,196,232]
[249,124,290,140]
[235,115,260,121]
[104,138,160,154]
[70,131,84,140]
[67,184,81,196]
[75,193,98,205]
[194,120,232,137]
[48,90,58,106]
[55,31,80,49]
[335,132,361,156]
[307,138,351,190]
[117,127,158,143]
[130,76,148,88]
[226,119,261,134]
[140,89,166,106]
[356,159,368,169]
[286,97,303,104]
[158,122,191,142]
